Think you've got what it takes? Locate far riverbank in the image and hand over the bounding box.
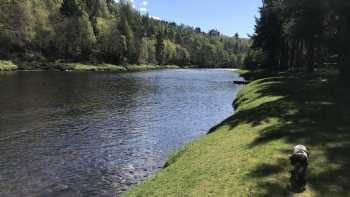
[0,60,182,72]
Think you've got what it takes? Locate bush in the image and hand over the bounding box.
[244,49,266,69]
[0,60,18,71]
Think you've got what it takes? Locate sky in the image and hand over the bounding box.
[129,0,262,38]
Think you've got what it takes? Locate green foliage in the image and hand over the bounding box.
[244,49,266,69]
[249,0,350,78]
[96,21,120,62]
[137,37,156,64]
[55,12,96,59]
[78,13,97,56]
[0,0,35,51]
[155,33,165,65]
[118,16,136,62]
[65,63,126,71]
[0,0,249,67]
[60,0,82,17]
[0,60,18,71]
[174,45,190,65]
[163,40,177,64]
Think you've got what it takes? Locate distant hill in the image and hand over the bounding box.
[0,0,250,68]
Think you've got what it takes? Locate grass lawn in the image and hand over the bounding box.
[61,63,179,72]
[0,60,18,71]
[64,63,127,71]
[124,70,350,196]
[125,64,179,71]
[1,61,180,72]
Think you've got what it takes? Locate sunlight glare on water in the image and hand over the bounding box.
[0,69,242,196]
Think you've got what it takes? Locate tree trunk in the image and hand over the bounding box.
[338,45,350,86]
[306,37,315,73]
[280,41,289,71]
[289,40,296,72]
[338,16,350,86]
[296,40,303,72]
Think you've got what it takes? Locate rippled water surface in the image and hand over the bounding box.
[0,69,242,196]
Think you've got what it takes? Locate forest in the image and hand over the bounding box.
[245,0,350,82]
[0,0,250,68]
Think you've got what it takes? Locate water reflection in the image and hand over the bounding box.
[0,69,242,196]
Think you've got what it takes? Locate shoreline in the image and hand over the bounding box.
[0,60,242,73]
[123,69,246,196]
[123,69,349,196]
[0,61,181,73]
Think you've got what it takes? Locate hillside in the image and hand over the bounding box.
[0,0,250,69]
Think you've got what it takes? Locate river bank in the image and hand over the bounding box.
[0,60,180,72]
[124,69,350,196]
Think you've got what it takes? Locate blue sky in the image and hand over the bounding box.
[130,0,262,37]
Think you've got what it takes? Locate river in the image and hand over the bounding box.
[0,69,242,197]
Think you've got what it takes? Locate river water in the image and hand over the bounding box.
[0,69,242,197]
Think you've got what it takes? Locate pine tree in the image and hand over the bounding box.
[60,0,82,17]
[155,33,165,65]
[118,16,136,63]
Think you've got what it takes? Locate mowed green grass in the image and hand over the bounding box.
[0,60,180,72]
[124,71,350,197]
[64,63,179,72]
[125,64,179,71]
[65,63,127,71]
[0,60,18,71]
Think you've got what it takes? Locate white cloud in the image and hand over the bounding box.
[141,1,148,6]
[150,16,160,20]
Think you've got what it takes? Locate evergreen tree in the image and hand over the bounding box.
[247,0,350,81]
[118,16,136,63]
[155,33,165,65]
[60,0,82,17]
[138,37,149,64]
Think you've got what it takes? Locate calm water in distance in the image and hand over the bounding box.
[0,69,242,196]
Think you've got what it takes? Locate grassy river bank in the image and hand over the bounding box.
[124,69,350,196]
[0,60,180,72]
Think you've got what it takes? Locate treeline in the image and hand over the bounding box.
[245,0,350,80]
[0,0,250,68]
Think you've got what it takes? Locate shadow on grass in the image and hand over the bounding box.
[215,71,350,196]
[248,159,287,178]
